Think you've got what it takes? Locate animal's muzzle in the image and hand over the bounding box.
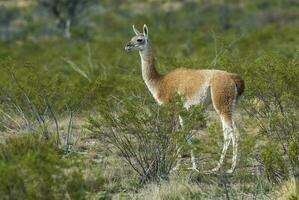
[125,43,133,51]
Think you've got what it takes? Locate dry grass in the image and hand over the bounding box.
[0,0,34,8]
[134,178,203,200]
[270,178,299,200]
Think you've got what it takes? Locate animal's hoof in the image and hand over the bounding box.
[226,168,235,174]
[187,167,199,172]
[171,167,179,172]
[210,167,220,173]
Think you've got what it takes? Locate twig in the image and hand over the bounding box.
[45,97,61,147]
[66,107,74,153]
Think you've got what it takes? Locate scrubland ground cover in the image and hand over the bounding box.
[0,0,298,199]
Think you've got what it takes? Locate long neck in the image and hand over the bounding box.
[139,45,161,97]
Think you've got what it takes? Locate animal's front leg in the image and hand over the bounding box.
[186,133,199,172]
[171,147,182,171]
[180,115,199,172]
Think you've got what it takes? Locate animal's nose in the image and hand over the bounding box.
[125,43,131,51]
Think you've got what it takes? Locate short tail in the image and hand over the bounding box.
[231,74,245,97]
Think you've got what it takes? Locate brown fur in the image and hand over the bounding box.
[210,72,236,124]
[156,69,207,103]
[155,69,244,110]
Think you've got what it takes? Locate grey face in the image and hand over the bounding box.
[125,34,147,51]
[125,24,149,52]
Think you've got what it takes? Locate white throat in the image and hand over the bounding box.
[139,49,162,104]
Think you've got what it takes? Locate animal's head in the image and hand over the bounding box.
[125,24,149,52]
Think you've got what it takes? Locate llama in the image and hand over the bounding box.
[125,24,244,173]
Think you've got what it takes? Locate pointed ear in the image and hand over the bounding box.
[132,25,140,35]
[143,24,148,37]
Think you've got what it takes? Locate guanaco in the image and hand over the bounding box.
[125,24,244,173]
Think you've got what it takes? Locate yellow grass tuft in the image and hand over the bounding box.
[271,178,299,200]
[136,178,202,200]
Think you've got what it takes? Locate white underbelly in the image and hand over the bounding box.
[184,84,211,109]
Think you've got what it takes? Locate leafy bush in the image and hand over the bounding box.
[244,54,299,181]
[0,134,101,199]
[88,95,206,184]
[260,144,289,182]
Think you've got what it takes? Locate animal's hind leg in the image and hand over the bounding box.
[230,122,239,173]
[211,117,233,172]
[229,87,239,173]
[210,77,236,172]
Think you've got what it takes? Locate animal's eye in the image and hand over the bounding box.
[137,39,143,42]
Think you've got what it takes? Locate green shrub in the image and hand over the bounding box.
[261,143,289,182]
[88,95,206,185]
[0,135,89,199]
[243,54,299,181]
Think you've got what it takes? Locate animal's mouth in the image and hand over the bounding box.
[125,45,132,51]
[125,42,134,51]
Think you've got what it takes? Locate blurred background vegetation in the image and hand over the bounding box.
[0,0,298,199]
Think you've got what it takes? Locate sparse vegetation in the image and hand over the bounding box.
[0,0,298,199]
[88,95,206,184]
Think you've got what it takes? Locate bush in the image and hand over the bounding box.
[243,54,299,182]
[0,135,89,199]
[88,95,206,185]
